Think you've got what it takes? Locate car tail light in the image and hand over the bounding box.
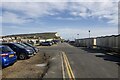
[1,53,9,57]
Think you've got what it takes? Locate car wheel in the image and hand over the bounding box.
[19,53,26,60]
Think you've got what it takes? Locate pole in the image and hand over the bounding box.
[89,30,90,38]
[88,30,90,48]
[77,34,79,39]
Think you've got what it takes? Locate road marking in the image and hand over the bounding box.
[63,53,72,79]
[62,52,76,80]
[61,53,66,80]
[64,53,75,80]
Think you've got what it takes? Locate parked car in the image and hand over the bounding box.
[23,42,39,53]
[40,41,52,46]
[69,41,75,45]
[52,40,59,44]
[50,41,54,45]
[0,45,17,67]
[17,43,36,55]
[1,43,34,60]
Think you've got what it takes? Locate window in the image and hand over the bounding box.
[1,46,13,53]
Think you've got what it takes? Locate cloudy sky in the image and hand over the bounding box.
[0,0,119,40]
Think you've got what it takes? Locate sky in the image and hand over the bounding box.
[0,0,119,40]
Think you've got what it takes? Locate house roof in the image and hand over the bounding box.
[2,32,60,39]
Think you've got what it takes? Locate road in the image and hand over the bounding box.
[38,43,119,79]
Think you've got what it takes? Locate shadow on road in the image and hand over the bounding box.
[80,47,120,66]
[80,47,107,53]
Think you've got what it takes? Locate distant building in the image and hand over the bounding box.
[2,32,62,43]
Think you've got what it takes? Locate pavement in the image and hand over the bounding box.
[42,50,63,78]
[38,43,120,79]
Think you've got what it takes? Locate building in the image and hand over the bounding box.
[2,32,62,43]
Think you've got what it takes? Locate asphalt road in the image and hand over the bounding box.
[38,43,119,79]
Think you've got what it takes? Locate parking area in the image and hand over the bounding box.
[2,51,48,78]
[1,41,59,79]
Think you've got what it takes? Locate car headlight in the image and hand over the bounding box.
[27,49,30,51]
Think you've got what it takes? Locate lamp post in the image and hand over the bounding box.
[88,30,90,38]
[88,30,91,48]
[77,34,79,39]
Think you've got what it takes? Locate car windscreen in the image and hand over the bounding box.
[1,46,13,53]
[24,43,33,47]
[14,43,25,48]
[19,43,28,47]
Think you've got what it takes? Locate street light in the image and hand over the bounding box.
[88,30,91,48]
[77,34,79,39]
[88,30,90,38]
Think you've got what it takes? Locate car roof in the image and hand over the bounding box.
[0,45,8,48]
[2,42,15,44]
